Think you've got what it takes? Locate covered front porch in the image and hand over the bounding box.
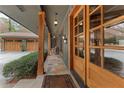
[0,5,124,88]
[14,50,79,88]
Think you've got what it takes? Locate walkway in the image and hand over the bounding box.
[44,54,69,75]
[0,51,30,88]
[14,53,79,88]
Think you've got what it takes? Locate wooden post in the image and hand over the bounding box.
[85,5,90,86]
[48,32,51,55]
[37,11,45,75]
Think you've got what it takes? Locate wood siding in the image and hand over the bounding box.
[3,39,38,51]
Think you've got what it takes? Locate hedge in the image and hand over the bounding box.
[3,52,38,80]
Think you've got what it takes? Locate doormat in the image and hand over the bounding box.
[42,74,77,88]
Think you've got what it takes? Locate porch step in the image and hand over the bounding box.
[13,75,44,88]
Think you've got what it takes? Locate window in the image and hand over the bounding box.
[104,49,124,77]
[89,6,103,67]
[90,6,101,29]
[103,17,124,78]
[90,29,102,46]
[104,22,124,46]
[103,5,124,23]
[74,8,85,59]
[90,48,102,66]
[89,5,124,78]
[89,5,99,13]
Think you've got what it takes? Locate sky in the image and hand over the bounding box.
[0,12,9,19]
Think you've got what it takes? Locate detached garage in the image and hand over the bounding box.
[0,31,38,51]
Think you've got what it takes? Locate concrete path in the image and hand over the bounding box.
[14,75,44,88]
[0,51,30,88]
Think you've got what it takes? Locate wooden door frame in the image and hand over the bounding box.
[69,5,87,85]
[85,5,90,86]
[69,5,81,70]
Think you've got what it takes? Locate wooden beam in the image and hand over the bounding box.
[37,11,45,75]
[68,6,81,70]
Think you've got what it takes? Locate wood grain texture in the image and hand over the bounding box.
[70,5,124,88]
[88,63,124,88]
[73,56,85,81]
[37,11,45,75]
[69,5,86,85]
[3,39,38,51]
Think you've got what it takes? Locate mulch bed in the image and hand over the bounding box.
[42,74,77,88]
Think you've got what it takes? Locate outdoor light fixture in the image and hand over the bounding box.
[54,20,58,25]
[53,36,56,38]
[62,35,65,39]
[62,35,67,44]
[54,13,58,26]
[63,38,67,44]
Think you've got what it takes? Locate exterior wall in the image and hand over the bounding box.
[62,18,68,66]
[58,6,73,67]
[3,38,38,51]
[44,26,48,52]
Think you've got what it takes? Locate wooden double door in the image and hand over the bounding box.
[70,5,124,88]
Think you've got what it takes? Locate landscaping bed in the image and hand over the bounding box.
[3,52,38,82]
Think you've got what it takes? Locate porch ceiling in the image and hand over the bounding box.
[43,5,70,35]
[0,5,124,35]
[0,5,41,34]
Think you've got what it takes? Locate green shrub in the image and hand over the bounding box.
[3,52,38,80]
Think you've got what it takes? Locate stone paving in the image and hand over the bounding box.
[0,51,30,88]
[44,54,69,75]
[14,53,79,88]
